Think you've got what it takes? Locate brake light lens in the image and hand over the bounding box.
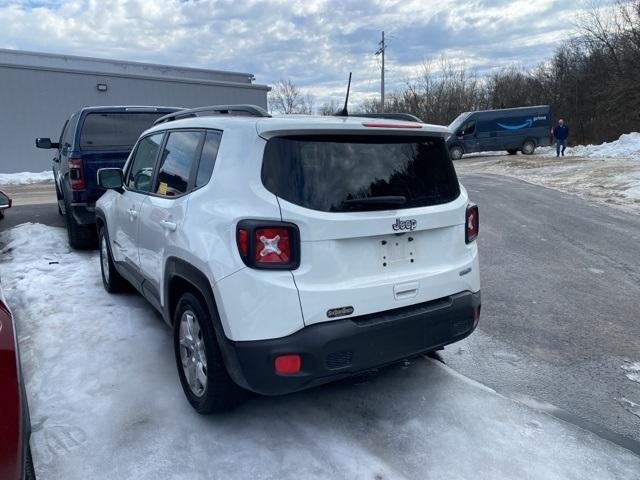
[236,221,300,270]
[466,203,479,243]
[69,157,85,190]
[255,227,291,264]
[274,354,301,374]
[237,229,248,256]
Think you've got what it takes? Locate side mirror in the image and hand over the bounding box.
[97,168,124,192]
[0,190,12,214]
[35,138,59,149]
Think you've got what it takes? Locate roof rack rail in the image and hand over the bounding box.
[154,104,271,125]
[354,112,423,123]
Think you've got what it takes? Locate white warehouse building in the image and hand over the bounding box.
[0,48,269,173]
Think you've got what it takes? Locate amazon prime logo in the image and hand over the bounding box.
[392,218,417,231]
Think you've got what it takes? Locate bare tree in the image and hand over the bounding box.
[268,79,314,114]
[354,1,640,144]
[318,99,341,116]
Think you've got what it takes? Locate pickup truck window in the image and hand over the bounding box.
[80,112,166,150]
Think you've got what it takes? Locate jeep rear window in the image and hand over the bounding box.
[79,113,165,149]
[261,135,460,212]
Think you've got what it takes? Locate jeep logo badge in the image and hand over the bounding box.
[392,218,417,231]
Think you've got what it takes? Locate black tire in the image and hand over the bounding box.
[25,444,36,480]
[64,200,96,250]
[173,292,246,414]
[522,139,536,155]
[99,227,129,293]
[507,149,518,155]
[449,145,464,160]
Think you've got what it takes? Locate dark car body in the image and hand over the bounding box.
[0,287,33,480]
[446,105,551,158]
[36,106,181,248]
[0,190,12,219]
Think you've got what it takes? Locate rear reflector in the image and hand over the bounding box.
[275,354,301,374]
[466,203,479,244]
[362,122,423,129]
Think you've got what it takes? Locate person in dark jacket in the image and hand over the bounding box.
[553,119,569,157]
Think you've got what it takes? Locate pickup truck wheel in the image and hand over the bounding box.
[99,227,128,293]
[174,292,245,414]
[449,145,464,160]
[64,201,96,250]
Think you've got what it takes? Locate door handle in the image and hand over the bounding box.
[160,219,177,231]
[127,208,138,219]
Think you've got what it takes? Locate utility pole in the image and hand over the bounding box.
[375,31,386,112]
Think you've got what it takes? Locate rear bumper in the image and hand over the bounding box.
[228,290,480,395]
[69,203,96,225]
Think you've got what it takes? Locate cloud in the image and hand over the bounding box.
[0,0,618,107]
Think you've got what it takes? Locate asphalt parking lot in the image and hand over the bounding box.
[0,175,640,478]
[446,173,640,446]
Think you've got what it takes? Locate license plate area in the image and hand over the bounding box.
[379,233,416,268]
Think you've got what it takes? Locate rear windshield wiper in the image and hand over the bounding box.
[341,195,407,207]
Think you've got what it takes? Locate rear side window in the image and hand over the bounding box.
[195,131,222,188]
[262,135,460,212]
[155,131,203,196]
[127,134,163,192]
[79,113,165,149]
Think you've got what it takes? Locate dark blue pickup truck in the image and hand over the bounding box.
[36,106,180,249]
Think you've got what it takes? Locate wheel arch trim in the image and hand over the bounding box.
[163,257,251,390]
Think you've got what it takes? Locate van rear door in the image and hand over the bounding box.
[261,133,479,326]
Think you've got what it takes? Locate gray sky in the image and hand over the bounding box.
[0,0,615,106]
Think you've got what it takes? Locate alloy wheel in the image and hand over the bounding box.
[179,310,208,397]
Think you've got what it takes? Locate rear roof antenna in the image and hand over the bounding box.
[334,72,352,117]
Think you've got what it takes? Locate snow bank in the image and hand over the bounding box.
[0,170,53,185]
[2,223,640,480]
[540,132,640,158]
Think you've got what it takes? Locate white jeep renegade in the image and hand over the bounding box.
[95,105,481,414]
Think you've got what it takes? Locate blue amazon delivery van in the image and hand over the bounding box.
[446,105,551,159]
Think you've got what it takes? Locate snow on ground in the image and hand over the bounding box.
[0,170,53,186]
[2,223,640,480]
[456,132,640,215]
[622,362,640,384]
[538,132,640,159]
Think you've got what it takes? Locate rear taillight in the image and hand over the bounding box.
[466,203,479,244]
[254,227,291,264]
[69,157,85,190]
[236,220,300,269]
[236,229,248,256]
